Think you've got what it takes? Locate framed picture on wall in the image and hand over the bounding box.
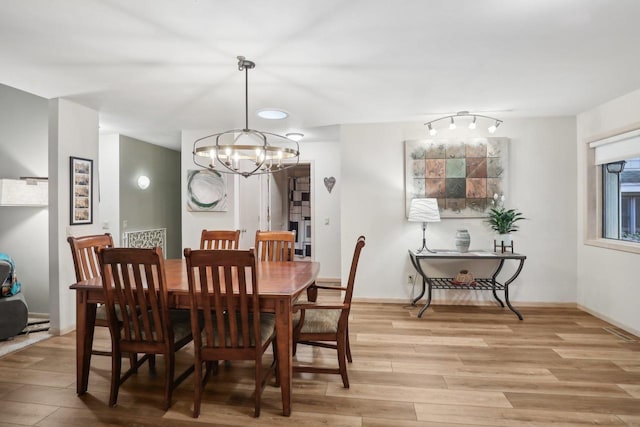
[70,156,93,225]
[404,137,509,218]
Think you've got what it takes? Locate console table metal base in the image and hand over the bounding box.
[409,250,526,320]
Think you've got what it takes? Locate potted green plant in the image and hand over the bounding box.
[487,194,525,247]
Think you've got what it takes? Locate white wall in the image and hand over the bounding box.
[180,132,342,278]
[577,88,640,335]
[181,131,237,252]
[340,118,578,304]
[299,141,341,279]
[0,84,49,314]
[49,98,100,334]
[98,134,120,244]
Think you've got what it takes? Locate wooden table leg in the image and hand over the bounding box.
[76,290,96,395]
[275,297,292,416]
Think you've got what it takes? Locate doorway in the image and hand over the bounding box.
[285,164,312,260]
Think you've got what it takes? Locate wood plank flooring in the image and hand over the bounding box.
[0,302,639,426]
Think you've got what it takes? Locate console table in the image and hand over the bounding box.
[408,250,527,319]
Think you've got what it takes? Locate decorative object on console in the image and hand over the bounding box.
[424,111,503,136]
[487,193,525,253]
[323,176,336,193]
[192,56,300,178]
[408,198,441,254]
[454,229,471,253]
[405,137,509,218]
[452,269,476,286]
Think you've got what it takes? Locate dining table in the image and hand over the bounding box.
[70,258,320,416]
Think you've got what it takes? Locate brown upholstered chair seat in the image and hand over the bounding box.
[295,308,340,334]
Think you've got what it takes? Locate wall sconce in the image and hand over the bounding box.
[137,175,150,190]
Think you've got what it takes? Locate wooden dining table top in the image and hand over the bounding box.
[71,258,321,297]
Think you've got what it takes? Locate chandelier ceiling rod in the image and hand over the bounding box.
[238,56,255,131]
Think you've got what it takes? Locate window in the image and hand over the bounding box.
[603,158,640,242]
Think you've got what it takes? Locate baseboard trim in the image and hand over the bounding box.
[352,297,577,307]
[577,304,640,338]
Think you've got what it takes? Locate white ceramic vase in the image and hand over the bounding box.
[455,229,471,253]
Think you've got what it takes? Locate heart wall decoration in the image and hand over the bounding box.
[324,176,336,193]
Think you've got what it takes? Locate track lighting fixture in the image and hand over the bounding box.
[424,111,503,136]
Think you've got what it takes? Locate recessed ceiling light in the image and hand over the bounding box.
[285,132,304,142]
[257,109,288,120]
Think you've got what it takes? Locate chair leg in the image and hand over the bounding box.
[272,340,280,388]
[109,346,122,407]
[346,326,353,363]
[193,358,203,418]
[163,351,175,411]
[254,357,262,417]
[149,354,156,374]
[129,352,138,371]
[337,331,349,389]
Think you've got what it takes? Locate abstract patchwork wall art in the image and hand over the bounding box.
[404,138,509,218]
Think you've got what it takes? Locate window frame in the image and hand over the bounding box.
[584,125,640,254]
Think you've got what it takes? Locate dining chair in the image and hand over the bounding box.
[184,248,279,418]
[292,235,365,388]
[67,234,137,370]
[254,230,295,262]
[200,229,240,250]
[97,246,195,410]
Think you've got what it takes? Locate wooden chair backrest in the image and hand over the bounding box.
[184,248,261,355]
[67,233,114,282]
[97,247,172,349]
[343,236,366,306]
[254,230,295,262]
[200,229,240,250]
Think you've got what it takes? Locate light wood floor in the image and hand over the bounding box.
[1,302,639,426]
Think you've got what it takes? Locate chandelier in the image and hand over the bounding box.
[193,56,300,178]
[424,111,503,136]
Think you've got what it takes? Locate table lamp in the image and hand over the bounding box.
[408,198,440,253]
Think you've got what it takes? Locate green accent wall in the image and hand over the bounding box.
[119,136,181,258]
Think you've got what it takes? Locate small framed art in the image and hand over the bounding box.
[70,156,93,225]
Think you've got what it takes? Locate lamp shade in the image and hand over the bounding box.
[408,198,440,222]
[0,179,48,206]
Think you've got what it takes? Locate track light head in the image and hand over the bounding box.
[449,117,456,130]
[488,120,501,134]
[468,116,477,130]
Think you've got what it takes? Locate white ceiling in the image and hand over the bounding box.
[2,0,640,150]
